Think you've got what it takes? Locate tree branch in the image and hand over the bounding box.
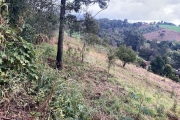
[71,0,110,23]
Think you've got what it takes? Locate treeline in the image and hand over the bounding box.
[97,18,160,46]
[157,21,177,26]
[140,40,180,82]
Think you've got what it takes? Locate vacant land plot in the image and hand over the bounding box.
[144,28,180,41]
[160,25,180,32]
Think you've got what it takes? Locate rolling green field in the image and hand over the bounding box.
[160,25,180,32]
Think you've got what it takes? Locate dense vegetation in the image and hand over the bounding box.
[97,18,159,47]
[1,0,180,120]
[0,0,92,119]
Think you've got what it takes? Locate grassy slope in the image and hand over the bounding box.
[49,34,180,120]
[160,25,180,32]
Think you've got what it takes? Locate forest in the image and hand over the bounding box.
[0,0,180,120]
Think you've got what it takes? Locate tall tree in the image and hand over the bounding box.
[150,56,165,75]
[56,0,66,69]
[56,0,109,69]
[170,51,180,69]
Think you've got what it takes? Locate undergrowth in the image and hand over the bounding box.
[0,22,91,119]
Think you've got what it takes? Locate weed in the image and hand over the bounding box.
[119,116,134,120]
[170,87,175,98]
[106,48,116,80]
[153,89,166,117]
[50,79,91,120]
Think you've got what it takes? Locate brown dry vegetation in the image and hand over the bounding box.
[143,28,180,41]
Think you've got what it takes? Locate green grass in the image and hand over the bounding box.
[159,25,180,32]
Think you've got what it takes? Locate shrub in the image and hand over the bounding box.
[169,74,180,82]
[50,80,91,120]
[136,57,145,68]
[0,23,38,83]
[163,64,173,77]
[107,48,116,80]
[150,56,165,75]
[116,45,136,67]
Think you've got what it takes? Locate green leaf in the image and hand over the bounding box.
[5,30,11,34]
[10,57,14,63]
[145,97,151,102]
[35,75,38,80]
[21,55,25,61]
[13,52,18,56]
[0,59,2,64]
[16,55,20,60]
[1,53,7,58]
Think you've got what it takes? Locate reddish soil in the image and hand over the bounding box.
[143,28,180,41]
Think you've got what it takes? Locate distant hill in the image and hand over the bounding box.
[143,28,180,41]
[159,25,180,32]
[97,18,180,43]
[143,24,180,41]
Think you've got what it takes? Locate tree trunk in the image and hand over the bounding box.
[70,29,73,37]
[56,0,66,69]
[107,63,111,80]
[123,62,126,67]
[81,40,86,63]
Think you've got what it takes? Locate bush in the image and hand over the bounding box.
[136,57,145,68]
[116,45,136,67]
[169,74,180,82]
[50,80,91,120]
[150,56,165,75]
[0,24,38,83]
[163,64,173,77]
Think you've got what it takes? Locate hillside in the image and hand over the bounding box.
[50,35,180,119]
[1,1,180,119]
[1,30,180,119]
[160,25,180,32]
[143,28,180,41]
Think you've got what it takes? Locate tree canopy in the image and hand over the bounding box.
[116,45,136,67]
[123,29,145,51]
[150,56,165,75]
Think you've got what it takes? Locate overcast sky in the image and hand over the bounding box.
[87,0,180,25]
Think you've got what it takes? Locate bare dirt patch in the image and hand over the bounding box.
[144,28,180,41]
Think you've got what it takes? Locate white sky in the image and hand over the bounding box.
[86,0,180,25]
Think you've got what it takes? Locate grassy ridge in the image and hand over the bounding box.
[160,25,180,32]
